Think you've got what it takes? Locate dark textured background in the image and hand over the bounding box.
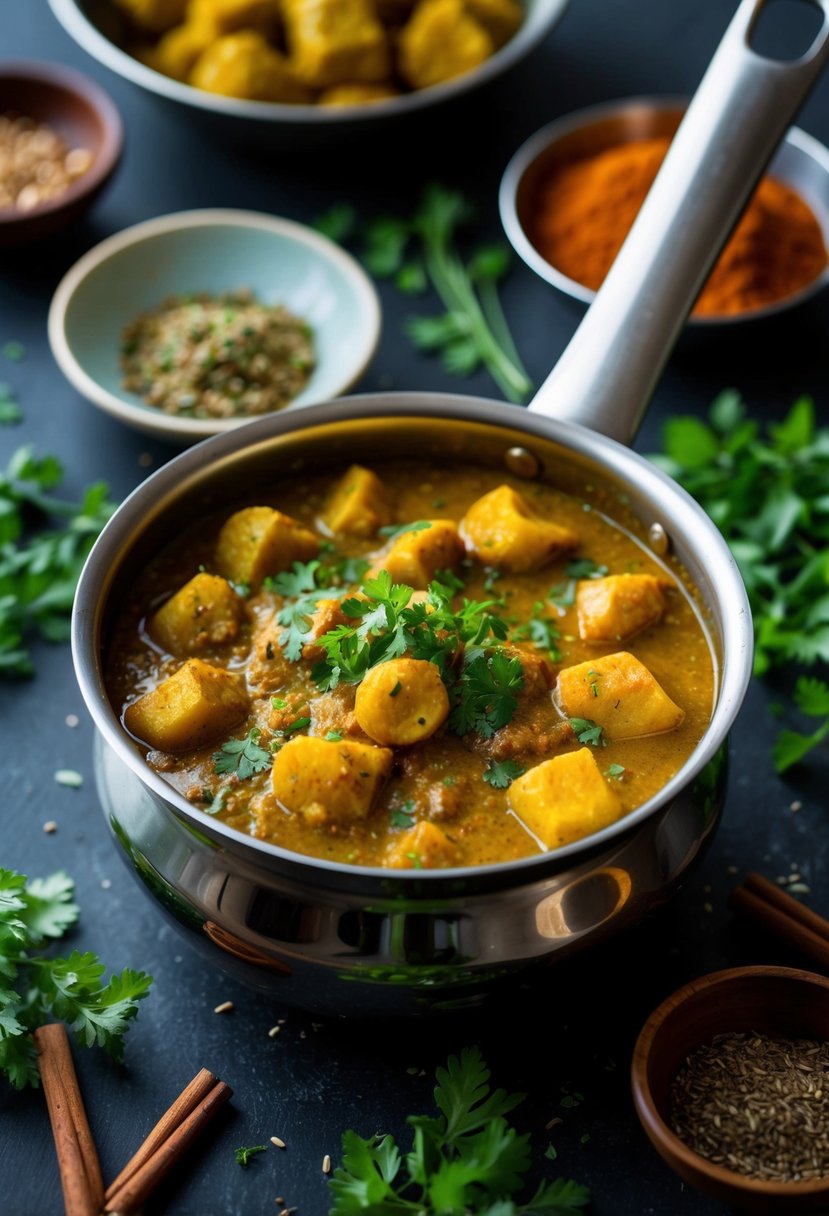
[2,2,829,1213]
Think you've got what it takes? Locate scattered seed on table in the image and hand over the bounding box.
[268,1025,282,1038]
[791,801,802,813]
[322,1154,331,1173]
[138,452,153,468]
[213,1000,234,1014]
[43,820,57,833]
[101,878,112,890]
[270,1136,286,1149]
[54,769,83,788]
[65,714,79,728]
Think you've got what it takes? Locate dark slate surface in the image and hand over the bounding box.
[2,3,829,1213]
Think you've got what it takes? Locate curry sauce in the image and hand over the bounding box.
[105,460,717,869]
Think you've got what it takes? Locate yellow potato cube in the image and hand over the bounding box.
[114,0,188,34]
[460,484,579,573]
[191,31,312,102]
[557,651,685,741]
[368,519,464,588]
[187,0,280,36]
[270,736,392,824]
[318,83,401,105]
[508,748,623,849]
[144,21,214,79]
[398,0,494,90]
[215,506,320,588]
[387,820,457,868]
[463,0,522,46]
[321,464,392,537]
[148,572,246,655]
[355,658,449,745]
[282,0,391,89]
[124,658,248,752]
[576,574,670,643]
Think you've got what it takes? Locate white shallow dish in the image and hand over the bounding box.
[48,208,382,442]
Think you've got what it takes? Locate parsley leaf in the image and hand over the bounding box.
[569,718,606,748]
[329,1047,589,1216]
[0,869,151,1088]
[377,520,432,540]
[772,676,829,773]
[513,601,561,659]
[565,558,609,580]
[235,1145,268,1167]
[213,727,272,779]
[390,802,416,830]
[483,759,525,789]
[266,560,337,661]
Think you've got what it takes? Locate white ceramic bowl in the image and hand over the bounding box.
[48,0,570,138]
[48,208,382,442]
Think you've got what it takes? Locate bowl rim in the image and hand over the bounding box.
[46,207,383,440]
[499,95,829,327]
[0,59,123,227]
[48,0,570,124]
[631,964,829,1199]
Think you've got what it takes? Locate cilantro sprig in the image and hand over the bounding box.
[772,676,829,774]
[329,1046,590,1215]
[0,446,116,677]
[0,869,152,1089]
[652,391,829,772]
[213,727,272,779]
[317,186,532,403]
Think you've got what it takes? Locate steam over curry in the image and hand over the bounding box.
[106,461,716,869]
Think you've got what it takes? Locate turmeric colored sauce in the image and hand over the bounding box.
[105,461,716,869]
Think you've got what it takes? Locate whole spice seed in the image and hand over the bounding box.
[670,1032,829,1182]
[0,114,93,212]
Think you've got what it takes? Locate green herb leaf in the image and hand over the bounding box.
[234,1144,268,1167]
[377,520,433,540]
[569,718,606,748]
[213,727,272,779]
[313,204,357,244]
[605,763,626,781]
[390,804,416,830]
[483,759,525,789]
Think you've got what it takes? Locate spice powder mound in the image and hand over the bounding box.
[670,1031,829,1183]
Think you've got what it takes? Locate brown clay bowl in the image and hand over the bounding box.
[632,966,829,1214]
[0,61,122,246]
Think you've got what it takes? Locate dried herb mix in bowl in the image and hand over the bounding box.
[120,289,315,419]
[670,1031,829,1183]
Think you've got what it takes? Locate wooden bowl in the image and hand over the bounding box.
[632,966,829,1214]
[0,61,122,246]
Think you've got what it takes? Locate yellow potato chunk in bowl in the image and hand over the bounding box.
[355,658,449,745]
[124,658,248,752]
[190,31,312,102]
[148,572,246,655]
[461,484,579,573]
[509,748,623,849]
[269,736,392,825]
[321,464,391,537]
[556,652,685,741]
[576,574,670,643]
[214,505,319,587]
[369,520,464,588]
[386,820,457,868]
[114,0,188,34]
[399,0,493,90]
[282,0,391,89]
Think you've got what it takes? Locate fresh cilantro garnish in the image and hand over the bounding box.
[234,1144,268,1167]
[449,651,524,739]
[513,601,561,659]
[549,579,577,610]
[483,759,525,789]
[0,869,151,1089]
[314,204,357,244]
[377,520,432,540]
[565,558,609,580]
[284,716,311,735]
[772,676,829,773]
[390,802,416,829]
[0,382,21,425]
[325,730,344,742]
[201,784,231,815]
[605,763,626,781]
[266,560,336,661]
[651,391,829,772]
[2,341,25,363]
[569,718,607,748]
[213,727,272,779]
[0,446,116,677]
[328,1047,589,1215]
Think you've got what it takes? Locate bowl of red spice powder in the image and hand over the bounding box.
[632,966,829,1214]
[499,98,829,325]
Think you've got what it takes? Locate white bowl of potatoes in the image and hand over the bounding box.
[48,0,570,137]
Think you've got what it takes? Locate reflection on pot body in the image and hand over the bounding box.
[96,733,726,1015]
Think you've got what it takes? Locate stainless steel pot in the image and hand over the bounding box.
[72,0,829,1015]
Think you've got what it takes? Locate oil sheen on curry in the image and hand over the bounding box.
[106,461,717,869]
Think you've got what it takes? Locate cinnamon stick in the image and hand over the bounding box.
[33,1023,104,1216]
[104,1067,217,1202]
[743,871,829,941]
[104,1079,232,1213]
[729,876,829,973]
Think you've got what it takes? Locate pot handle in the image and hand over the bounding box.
[527,0,829,443]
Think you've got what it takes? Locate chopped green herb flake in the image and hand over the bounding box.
[325,730,343,742]
[389,681,403,698]
[569,718,606,748]
[234,1145,268,1167]
[213,727,272,779]
[483,759,524,789]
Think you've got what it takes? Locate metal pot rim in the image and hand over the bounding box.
[72,390,753,893]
